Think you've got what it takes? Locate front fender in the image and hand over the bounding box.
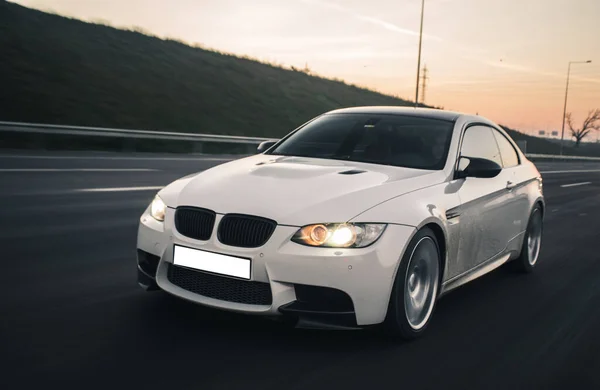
[349,181,462,283]
[349,182,460,228]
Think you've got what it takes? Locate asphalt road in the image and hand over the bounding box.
[2,151,600,390]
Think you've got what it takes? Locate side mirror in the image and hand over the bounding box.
[456,156,502,179]
[257,140,277,154]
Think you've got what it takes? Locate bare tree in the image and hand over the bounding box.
[566,109,600,147]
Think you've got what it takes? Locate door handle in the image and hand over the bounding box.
[506,180,517,190]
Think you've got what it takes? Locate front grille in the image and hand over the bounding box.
[175,207,216,241]
[217,214,277,248]
[167,264,272,305]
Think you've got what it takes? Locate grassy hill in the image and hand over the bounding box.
[1,1,597,156]
[0,1,418,136]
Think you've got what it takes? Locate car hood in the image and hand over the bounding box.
[159,154,447,226]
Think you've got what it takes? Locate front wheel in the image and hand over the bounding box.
[384,227,441,340]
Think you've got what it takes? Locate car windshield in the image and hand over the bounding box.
[268,113,455,170]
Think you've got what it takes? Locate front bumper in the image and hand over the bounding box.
[137,206,416,326]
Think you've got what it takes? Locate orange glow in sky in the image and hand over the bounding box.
[11,0,600,135]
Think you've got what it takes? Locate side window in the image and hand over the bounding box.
[492,129,520,167]
[460,125,502,166]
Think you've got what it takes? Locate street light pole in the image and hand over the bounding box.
[414,0,425,108]
[559,60,592,155]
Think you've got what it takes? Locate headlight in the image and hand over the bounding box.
[150,195,166,221]
[291,223,387,248]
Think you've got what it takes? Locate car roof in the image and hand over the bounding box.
[326,106,468,122]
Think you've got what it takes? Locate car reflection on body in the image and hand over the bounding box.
[136,107,544,339]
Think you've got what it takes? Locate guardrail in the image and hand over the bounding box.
[0,121,268,152]
[0,121,274,154]
[524,153,600,161]
[0,121,271,143]
[1,121,600,160]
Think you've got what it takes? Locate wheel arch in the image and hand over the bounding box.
[422,222,447,285]
[391,219,448,289]
[534,197,545,218]
[513,196,545,261]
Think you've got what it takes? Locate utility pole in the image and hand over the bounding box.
[420,65,429,104]
[414,0,425,108]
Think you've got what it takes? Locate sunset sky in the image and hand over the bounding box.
[11,0,600,136]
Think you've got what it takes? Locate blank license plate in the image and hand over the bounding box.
[173,245,251,280]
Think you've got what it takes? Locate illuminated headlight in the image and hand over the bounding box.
[291,223,387,248]
[150,195,166,222]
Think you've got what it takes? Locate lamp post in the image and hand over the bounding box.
[559,60,592,155]
[414,0,425,108]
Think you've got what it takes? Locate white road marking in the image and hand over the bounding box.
[75,186,163,192]
[560,182,591,188]
[0,154,235,161]
[0,168,157,172]
[541,169,600,174]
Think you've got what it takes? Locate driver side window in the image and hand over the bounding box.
[460,125,502,167]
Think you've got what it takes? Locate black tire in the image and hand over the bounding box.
[510,204,543,273]
[384,227,441,340]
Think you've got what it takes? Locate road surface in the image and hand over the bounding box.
[2,151,600,389]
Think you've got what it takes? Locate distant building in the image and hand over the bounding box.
[551,131,559,136]
[539,130,546,136]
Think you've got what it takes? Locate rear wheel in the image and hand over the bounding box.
[384,227,440,340]
[511,205,543,273]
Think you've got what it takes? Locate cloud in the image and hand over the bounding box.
[263,48,414,61]
[298,0,600,85]
[356,15,420,37]
[355,15,443,42]
[245,35,374,50]
[299,0,441,41]
[470,58,600,84]
[319,50,416,60]
[299,0,494,58]
[480,60,536,73]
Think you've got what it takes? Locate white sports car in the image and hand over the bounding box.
[137,107,544,339]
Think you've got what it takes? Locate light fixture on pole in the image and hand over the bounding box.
[414,0,425,108]
[559,60,592,155]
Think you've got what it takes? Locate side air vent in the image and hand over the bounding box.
[338,169,366,175]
